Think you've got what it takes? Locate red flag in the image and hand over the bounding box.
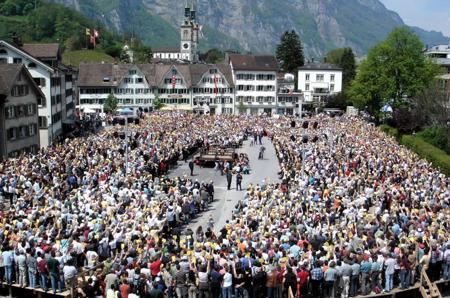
[171,75,177,89]
[90,35,96,47]
[214,75,218,95]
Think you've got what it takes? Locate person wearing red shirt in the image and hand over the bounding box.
[149,255,162,278]
[297,265,309,297]
[119,280,130,298]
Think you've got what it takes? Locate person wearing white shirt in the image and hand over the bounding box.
[221,267,233,298]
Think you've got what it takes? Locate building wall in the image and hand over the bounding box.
[0,45,66,147]
[3,84,40,157]
[233,70,277,115]
[79,67,155,113]
[192,69,235,114]
[298,69,342,102]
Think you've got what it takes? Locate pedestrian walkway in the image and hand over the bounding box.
[169,138,280,233]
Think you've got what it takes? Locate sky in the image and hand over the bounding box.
[380,0,450,37]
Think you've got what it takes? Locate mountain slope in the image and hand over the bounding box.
[50,0,450,57]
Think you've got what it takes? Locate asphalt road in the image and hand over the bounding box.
[169,137,281,233]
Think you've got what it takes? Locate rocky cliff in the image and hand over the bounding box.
[50,0,449,57]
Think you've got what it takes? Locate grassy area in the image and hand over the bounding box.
[379,124,450,176]
[62,50,115,67]
[401,135,450,176]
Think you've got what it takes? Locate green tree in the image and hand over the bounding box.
[153,97,164,110]
[133,45,152,63]
[348,27,442,116]
[103,94,118,114]
[237,101,246,114]
[325,47,356,88]
[204,48,225,64]
[276,30,304,73]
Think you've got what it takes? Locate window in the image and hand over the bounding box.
[305,84,310,91]
[135,78,143,83]
[257,85,264,91]
[129,70,137,75]
[11,85,29,97]
[305,74,310,81]
[38,116,47,128]
[17,105,26,117]
[316,74,324,82]
[5,106,15,119]
[256,96,264,102]
[27,104,37,116]
[33,77,46,87]
[0,49,7,55]
[124,78,133,83]
[19,126,28,138]
[330,84,335,92]
[7,128,16,140]
[13,58,22,64]
[209,68,217,74]
[37,97,45,106]
[52,112,62,124]
[330,74,335,82]
[0,58,7,64]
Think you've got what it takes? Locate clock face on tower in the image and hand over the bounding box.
[183,43,189,49]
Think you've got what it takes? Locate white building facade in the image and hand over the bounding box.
[77,62,236,115]
[0,40,74,147]
[298,63,342,104]
[425,44,450,103]
[229,54,278,115]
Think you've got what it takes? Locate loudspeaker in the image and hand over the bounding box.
[302,121,309,129]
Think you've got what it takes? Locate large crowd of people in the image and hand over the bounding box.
[0,112,448,298]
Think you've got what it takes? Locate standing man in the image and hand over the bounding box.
[226,171,233,190]
[47,250,62,294]
[384,253,396,292]
[236,172,243,191]
[189,159,195,176]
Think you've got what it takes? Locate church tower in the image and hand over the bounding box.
[180,0,199,63]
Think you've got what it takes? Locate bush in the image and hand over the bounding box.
[416,126,450,154]
[400,135,450,176]
[379,124,398,138]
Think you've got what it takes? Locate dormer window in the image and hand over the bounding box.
[103,77,110,82]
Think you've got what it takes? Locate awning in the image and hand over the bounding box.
[160,105,193,111]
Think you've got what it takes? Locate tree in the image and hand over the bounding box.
[276,30,304,73]
[325,48,356,88]
[103,94,118,114]
[348,27,442,116]
[204,49,225,64]
[153,97,164,110]
[133,45,152,63]
[237,101,246,115]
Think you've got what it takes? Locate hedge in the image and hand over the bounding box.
[400,135,450,176]
[379,124,399,138]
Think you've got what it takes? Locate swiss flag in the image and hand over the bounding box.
[171,75,177,89]
[214,75,218,95]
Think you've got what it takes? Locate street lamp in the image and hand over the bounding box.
[120,107,133,176]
